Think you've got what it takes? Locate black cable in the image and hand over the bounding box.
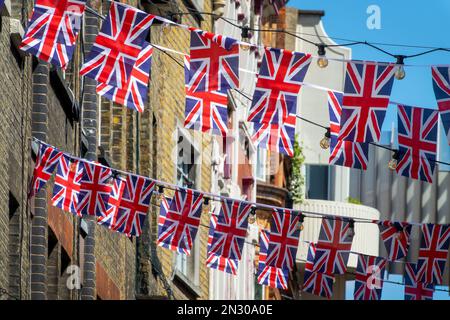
[169,10,450,61]
[148,202,450,295]
[85,3,450,62]
[230,87,450,167]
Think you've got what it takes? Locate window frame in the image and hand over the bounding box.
[173,126,201,292]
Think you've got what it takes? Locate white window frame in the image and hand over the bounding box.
[174,126,201,288]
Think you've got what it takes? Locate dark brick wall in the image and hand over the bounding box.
[0,6,33,299]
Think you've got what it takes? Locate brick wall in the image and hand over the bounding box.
[137,0,214,300]
[0,8,33,299]
[0,0,218,300]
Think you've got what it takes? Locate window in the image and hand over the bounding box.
[305,164,330,200]
[175,129,200,289]
[256,147,267,181]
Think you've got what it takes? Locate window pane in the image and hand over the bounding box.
[306,165,329,200]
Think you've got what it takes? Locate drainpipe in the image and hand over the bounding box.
[80,0,99,300]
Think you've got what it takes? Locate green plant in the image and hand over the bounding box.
[347,197,362,205]
[290,135,305,204]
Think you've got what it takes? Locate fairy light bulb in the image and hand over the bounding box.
[317,45,328,69]
[298,215,305,231]
[162,23,171,35]
[388,151,399,170]
[240,26,251,51]
[348,220,355,238]
[395,55,406,80]
[248,207,257,224]
[320,128,331,150]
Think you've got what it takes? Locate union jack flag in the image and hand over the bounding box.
[188,29,239,92]
[265,209,300,271]
[396,105,439,183]
[312,217,354,275]
[19,0,86,69]
[404,262,434,300]
[28,142,63,198]
[51,154,84,216]
[303,243,335,299]
[96,41,153,113]
[97,175,126,230]
[206,199,252,275]
[431,66,450,145]
[257,229,289,290]
[184,55,229,136]
[416,223,450,285]
[107,174,155,237]
[251,113,296,157]
[80,2,154,89]
[354,254,387,300]
[339,61,396,143]
[157,189,203,255]
[247,48,311,124]
[327,90,369,170]
[77,162,112,217]
[377,220,412,261]
[0,0,4,8]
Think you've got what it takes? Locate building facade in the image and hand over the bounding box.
[254,7,381,300]
[0,0,221,300]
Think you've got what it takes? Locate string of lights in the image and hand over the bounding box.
[139,202,450,294]
[87,2,450,72]
[230,85,450,168]
[79,5,450,222]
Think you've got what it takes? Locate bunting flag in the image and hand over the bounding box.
[77,162,112,217]
[19,0,87,69]
[247,48,311,124]
[184,55,229,136]
[257,229,289,290]
[51,154,84,216]
[188,29,239,92]
[96,41,153,112]
[354,254,387,300]
[303,243,335,299]
[431,66,450,145]
[251,113,296,157]
[206,199,252,275]
[377,221,412,261]
[28,142,63,198]
[339,61,395,143]
[416,223,450,285]
[114,174,155,236]
[157,189,203,255]
[396,105,439,183]
[327,90,369,170]
[312,217,354,275]
[0,0,4,8]
[265,209,300,271]
[80,2,154,89]
[404,262,434,300]
[97,175,126,230]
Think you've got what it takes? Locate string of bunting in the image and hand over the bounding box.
[29,137,450,300]
[18,0,450,184]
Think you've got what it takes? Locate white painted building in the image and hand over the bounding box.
[208,0,260,300]
[286,8,381,299]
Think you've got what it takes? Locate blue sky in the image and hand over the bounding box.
[290,0,450,168]
[289,0,450,300]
